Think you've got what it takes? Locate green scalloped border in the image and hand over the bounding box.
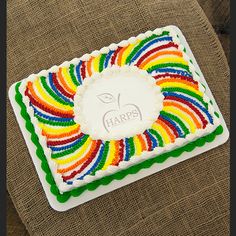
[14,82,224,203]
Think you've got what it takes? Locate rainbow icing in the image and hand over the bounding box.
[16,26,221,196]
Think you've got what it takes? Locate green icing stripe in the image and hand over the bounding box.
[51,135,89,158]
[128,137,135,158]
[15,82,224,203]
[160,111,190,135]
[40,76,73,107]
[148,129,164,147]
[69,64,80,86]
[125,31,169,64]
[147,63,190,73]
[99,54,106,72]
[35,115,76,126]
[161,87,208,108]
[91,141,109,174]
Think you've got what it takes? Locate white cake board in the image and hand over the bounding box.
[8,25,229,211]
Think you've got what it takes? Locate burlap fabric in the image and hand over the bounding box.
[7,0,230,235]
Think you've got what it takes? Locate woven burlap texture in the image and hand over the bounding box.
[7,0,230,235]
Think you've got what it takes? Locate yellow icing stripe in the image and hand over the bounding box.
[159,82,203,96]
[163,106,196,133]
[152,123,170,144]
[133,135,142,156]
[34,78,73,111]
[62,67,77,92]
[121,41,140,66]
[143,57,188,70]
[54,138,92,165]
[39,123,79,135]
[93,54,101,73]
[102,140,115,170]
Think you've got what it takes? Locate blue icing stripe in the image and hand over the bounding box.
[49,135,85,152]
[152,68,192,77]
[159,114,183,137]
[77,143,105,180]
[48,73,73,104]
[75,61,83,85]
[147,129,161,147]
[145,131,157,150]
[163,92,213,123]
[31,105,73,122]
[130,36,173,64]
[124,138,130,161]
[104,50,114,68]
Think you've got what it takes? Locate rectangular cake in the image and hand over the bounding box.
[12,25,223,203]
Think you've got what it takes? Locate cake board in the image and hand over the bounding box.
[8,25,229,211]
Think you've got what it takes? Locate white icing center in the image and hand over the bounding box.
[74,66,164,140]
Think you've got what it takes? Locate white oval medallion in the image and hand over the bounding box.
[74,65,164,140]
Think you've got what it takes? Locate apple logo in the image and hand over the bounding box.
[97,93,142,133]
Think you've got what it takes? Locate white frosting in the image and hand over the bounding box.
[74,65,163,140]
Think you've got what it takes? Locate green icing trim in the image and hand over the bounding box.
[214,111,220,118]
[15,82,224,203]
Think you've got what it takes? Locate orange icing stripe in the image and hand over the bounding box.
[137,134,147,151]
[156,119,175,143]
[27,82,74,115]
[157,78,199,90]
[42,126,80,139]
[58,68,76,95]
[111,140,120,165]
[139,50,183,69]
[163,101,201,129]
[117,46,129,66]
[87,57,93,77]
[57,140,97,174]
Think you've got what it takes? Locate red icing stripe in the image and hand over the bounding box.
[25,88,74,118]
[144,131,152,151]
[47,133,83,146]
[62,140,102,181]
[158,116,179,138]
[164,95,208,128]
[111,47,122,65]
[81,61,86,79]
[52,73,74,99]
[153,73,198,84]
[136,42,178,67]
[118,139,124,162]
